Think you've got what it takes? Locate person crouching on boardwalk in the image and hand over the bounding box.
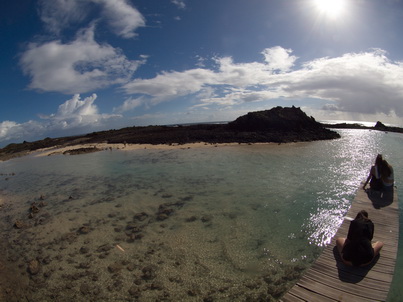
[336,210,384,266]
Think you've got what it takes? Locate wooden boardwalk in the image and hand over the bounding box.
[281,184,399,302]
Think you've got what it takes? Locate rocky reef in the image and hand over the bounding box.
[0,107,340,161]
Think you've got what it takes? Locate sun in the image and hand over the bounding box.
[313,0,346,19]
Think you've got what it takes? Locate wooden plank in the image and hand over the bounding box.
[303,268,390,292]
[281,184,399,302]
[310,260,394,283]
[286,285,338,302]
[308,255,393,281]
[295,277,382,302]
[280,292,306,302]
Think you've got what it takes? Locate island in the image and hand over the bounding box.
[0,106,356,161]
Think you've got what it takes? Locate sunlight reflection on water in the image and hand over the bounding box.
[300,130,385,246]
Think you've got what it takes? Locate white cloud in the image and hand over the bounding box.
[0,120,44,143]
[0,121,23,141]
[44,93,100,127]
[20,25,145,94]
[261,46,298,72]
[171,0,186,9]
[214,57,272,87]
[122,68,216,102]
[284,49,403,116]
[38,0,145,38]
[119,47,403,119]
[41,94,120,130]
[94,0,146,38]
[113,96,146,114]
[0,95,120,144]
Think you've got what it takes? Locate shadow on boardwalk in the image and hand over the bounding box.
[366,187,394,209]
[333,246,379,284]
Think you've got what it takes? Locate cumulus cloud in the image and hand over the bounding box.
[262,46,298,73]
[0,95,119,145]
[0,121,24,142]
[39,0,145,38]
[294,50,403,116]
[42,94,104,129]
[94,0,145,38]
[119,47,403,118]
[20,25,146,94]
[0,120,44,143]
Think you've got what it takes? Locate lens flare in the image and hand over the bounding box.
[313,0,346,19]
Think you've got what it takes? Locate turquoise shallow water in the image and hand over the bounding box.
[0,129,402,301]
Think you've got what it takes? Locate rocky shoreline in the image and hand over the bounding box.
[0,107,340,161]
[1,107,402,162]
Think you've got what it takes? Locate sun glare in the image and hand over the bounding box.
[313,0,346,19]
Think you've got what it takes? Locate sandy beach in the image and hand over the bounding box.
[32,142,266,158]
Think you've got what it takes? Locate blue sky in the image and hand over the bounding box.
[1,0,403,145]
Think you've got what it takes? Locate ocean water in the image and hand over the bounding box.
[0,129,402,301]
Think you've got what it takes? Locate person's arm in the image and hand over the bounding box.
[363,167,374,189]
[367,221,374,241]
[346,220,356,240]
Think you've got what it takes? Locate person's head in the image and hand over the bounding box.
[355,210,369,220]
[375,154,383,166]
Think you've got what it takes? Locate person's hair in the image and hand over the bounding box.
[355,210,369,220]
[380,160,392,177]
[375,154,383,166]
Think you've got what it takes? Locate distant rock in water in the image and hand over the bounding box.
[374,121,387,130]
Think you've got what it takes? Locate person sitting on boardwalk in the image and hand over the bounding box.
[363,154,383,191]
[336,210,384,266]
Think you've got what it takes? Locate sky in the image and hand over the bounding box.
[1,0,403,146]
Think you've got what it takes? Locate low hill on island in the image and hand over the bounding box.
[0,106,340,160]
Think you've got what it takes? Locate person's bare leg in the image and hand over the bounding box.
[336,238,353,266]
[360,241,385,267]
[336,238,345,254]
[336,237,346,258]
[373,241,384,257]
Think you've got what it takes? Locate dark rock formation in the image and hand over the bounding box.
[227,106,319,132]
[374,121,387,130]
[226,106,339,142]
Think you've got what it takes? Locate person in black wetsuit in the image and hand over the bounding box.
[336,210,384,266]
